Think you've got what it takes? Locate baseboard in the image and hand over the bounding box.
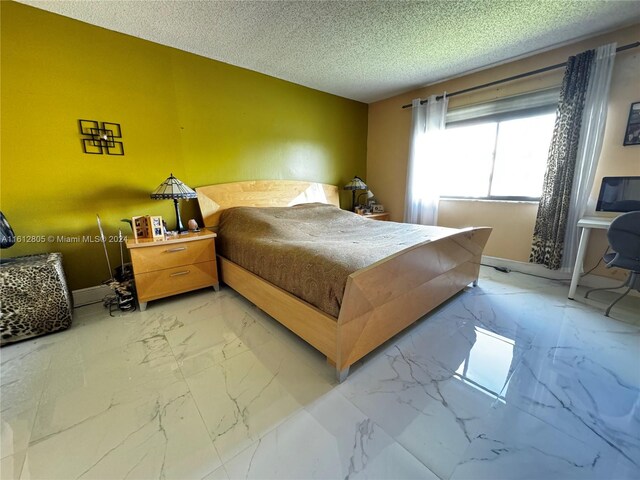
[481,255,640,298]
[72,284,112,307]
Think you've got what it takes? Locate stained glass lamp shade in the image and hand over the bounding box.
[344,176,367,211]
[150,173,197,232]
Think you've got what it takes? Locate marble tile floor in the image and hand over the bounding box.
[1,267,638,479]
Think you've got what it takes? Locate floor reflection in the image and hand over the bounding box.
[454,327,514,398]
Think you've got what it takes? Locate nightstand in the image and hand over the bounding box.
[364,212,391,221]
[126,230,219,311]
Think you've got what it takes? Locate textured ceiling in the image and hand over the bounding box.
[16,0,640,103]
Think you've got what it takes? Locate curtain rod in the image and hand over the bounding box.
[401,41,640,109]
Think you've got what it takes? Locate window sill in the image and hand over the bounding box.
[440,197,539,205]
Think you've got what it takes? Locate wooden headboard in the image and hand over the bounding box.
[196,180,340,227]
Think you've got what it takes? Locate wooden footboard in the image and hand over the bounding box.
[217,226,491,381]
[336,227,492,373]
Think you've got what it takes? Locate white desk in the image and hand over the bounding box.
[568,216,615,299]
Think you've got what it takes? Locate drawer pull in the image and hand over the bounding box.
[166,247,187,253]
[170,270,190,277]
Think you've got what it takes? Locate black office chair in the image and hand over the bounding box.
[585,211,640,316]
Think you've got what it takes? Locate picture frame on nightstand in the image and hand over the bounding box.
[132,216,149,240]
[150,216,164,239]
[132,215,165,240]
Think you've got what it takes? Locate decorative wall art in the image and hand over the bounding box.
[79,119,124,155]
[623,102,640,146]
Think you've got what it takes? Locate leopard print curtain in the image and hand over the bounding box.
[530,49,594,270]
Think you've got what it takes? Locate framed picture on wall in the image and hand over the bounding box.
[623,102,640,146]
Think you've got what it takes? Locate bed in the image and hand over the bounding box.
[197,180,491,381]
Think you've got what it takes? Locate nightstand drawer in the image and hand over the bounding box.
[130,238,215,273]
[135,260,218,302]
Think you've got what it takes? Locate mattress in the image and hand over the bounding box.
[217,203,456,318]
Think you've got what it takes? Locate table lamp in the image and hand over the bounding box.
[344,176,367,211]
[150,173,197,232]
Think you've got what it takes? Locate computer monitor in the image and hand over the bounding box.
[596,176,640,213]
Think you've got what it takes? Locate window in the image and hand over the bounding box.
[438,92,558,200]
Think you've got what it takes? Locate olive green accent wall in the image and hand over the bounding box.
[1,2,368,290]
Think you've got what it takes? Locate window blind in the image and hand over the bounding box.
[446,88,561,124]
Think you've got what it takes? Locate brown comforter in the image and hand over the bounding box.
[217,203,456,318]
